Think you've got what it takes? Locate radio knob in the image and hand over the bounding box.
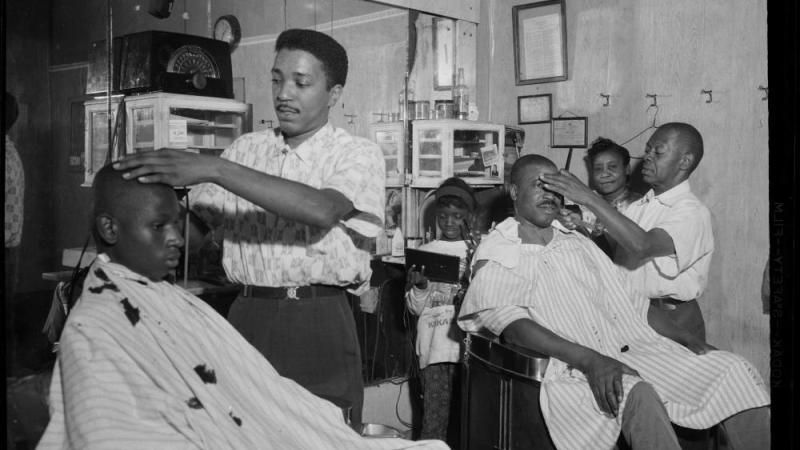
[189,71,207,90]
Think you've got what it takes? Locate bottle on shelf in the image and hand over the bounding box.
[397,80,416,122]
[391,226,405,257]
[452,68,469,120]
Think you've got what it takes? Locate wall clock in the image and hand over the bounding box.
[214,15,242,52]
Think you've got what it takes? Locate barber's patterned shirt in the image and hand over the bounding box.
[5,135,24,248]
[459,218,769,450]
[189,124,385,291]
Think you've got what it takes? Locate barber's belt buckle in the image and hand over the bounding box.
[286,286,299,300]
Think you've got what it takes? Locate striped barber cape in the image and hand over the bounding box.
[459,218,769,450]
[38,256,447,450]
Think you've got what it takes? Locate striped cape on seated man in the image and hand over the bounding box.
[39,163,446,450]
[39,255,448,450]
[457,154,769,450]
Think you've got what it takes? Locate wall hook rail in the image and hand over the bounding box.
[645,93,658,107]
[758,85,768,101]
[599,93,610,107]
[701,89,713,103]
[344,113,357,124]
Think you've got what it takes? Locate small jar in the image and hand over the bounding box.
[407,101,417,120]
[434,100,455,119]
[414,100,430,120]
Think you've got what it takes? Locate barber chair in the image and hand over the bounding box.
[462,331,727,450]
[460,331,555,450]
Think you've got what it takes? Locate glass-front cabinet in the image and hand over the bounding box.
[84,98,122,187]
[369,122,405,187]
[84,93,251,186]
[411,120,505,188]
[126,93,251,155]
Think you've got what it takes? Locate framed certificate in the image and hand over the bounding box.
[551,117,588,148]
[518,94,552,124]
[512,1,568,85]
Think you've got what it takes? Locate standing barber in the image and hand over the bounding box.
[114,29,385,426]
[541,122,713,350]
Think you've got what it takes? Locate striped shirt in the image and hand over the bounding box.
[39,255,447,450]
[188,124,385,292]
[620,180,714,301]
[458,218,769,450]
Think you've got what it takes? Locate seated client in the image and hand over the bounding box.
[458,154,769,450]
[38,164,448,450]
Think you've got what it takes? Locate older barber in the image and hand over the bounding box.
[541,122,713,350]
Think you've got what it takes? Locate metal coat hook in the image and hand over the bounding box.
[646,93,658,107]
[701,89,713,103]
[758,85,768,101]
[599,93,610,107]
[648,104,660,128]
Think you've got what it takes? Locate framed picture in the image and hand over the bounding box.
[433,17,456,90]
[512,1,568,85]
[551,117,588,148]
[518,94,552,124]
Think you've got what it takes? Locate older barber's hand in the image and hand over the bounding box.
[578,350,640,417]
[540,170,597,207]
[556,209,582,231]
[113,148,220,186]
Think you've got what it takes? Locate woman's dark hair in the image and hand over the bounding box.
[435,177,477,212]
[586,137,631,167]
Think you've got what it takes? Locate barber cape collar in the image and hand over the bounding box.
[475,218,577,270]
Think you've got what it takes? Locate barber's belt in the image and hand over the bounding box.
[649,297,694,311]
[240,284,343,300]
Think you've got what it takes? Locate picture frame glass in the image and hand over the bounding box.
[518,94,552,124]
[551,117,588,148]
[513,1,568,85]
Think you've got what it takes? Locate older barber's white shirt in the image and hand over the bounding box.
[621,180,714,301]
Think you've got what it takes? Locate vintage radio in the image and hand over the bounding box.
[118,30,233,98]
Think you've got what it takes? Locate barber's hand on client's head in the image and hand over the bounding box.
[406,265,429,291]
[540,170,596,207]
[113,148,218,187]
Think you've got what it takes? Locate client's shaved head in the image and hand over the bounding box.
[91,164,184,280]
[510,154,558,187]
[92,164,173,225]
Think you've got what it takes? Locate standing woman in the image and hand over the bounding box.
[582,137,642,255]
